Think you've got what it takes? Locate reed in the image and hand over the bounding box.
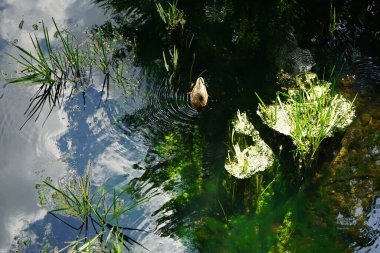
[329,7,337,36]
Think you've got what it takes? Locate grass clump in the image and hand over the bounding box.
[156,0,186,31]
[38,160,149,252]
[225,110,274,179]
[7,19,89,127]
[6,18,137,128]
[257,72,355,168]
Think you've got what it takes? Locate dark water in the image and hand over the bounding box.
[0,0,380,252]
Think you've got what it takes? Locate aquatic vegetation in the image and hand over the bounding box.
[257,72,356,168]
[162,45,179,72]
[194,216,264,252]
[270,211,294,253]
[156,126,203,204]
[156,0,186,31]
[6,18,137,128]
[37,161,148,251]
[7,19,89,127]
[225,110,274,179]
[329,6,337,36]
[3,0,377,251]
[53,228,127,253]
[231,109,255,135]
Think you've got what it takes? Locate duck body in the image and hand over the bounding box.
[189,77,208,109]
[341,74,356,87]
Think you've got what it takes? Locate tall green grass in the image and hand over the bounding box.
[329,4,337,36]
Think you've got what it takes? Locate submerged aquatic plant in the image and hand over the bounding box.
[225,110,274,179]
[38,160,148,252]
[257,72,355,168]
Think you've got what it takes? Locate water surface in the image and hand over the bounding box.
[1,0,380,252]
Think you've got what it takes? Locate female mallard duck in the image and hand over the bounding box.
[341,74,356,87]
[188,77,208,109]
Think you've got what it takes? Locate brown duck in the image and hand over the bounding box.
[188,77,208,109]
[341,74,356,87]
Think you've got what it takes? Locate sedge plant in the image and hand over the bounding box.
[7,19,90,128]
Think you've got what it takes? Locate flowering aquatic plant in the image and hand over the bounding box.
[257,72,356,167]
[225,110,274,179]
[232,110,256,135]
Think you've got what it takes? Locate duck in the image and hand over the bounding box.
[188,77,208,109]
[341,74,356,87]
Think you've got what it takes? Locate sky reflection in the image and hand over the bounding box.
[0,0,190,251]
[0,0,108,250]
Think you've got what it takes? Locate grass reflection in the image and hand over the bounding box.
[37,161,149,252]
[6,18,138,129]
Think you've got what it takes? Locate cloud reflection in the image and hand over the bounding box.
[0,0,108,250]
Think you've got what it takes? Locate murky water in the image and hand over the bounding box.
[0,0,380,252]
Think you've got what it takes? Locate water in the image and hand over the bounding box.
[1,0,380,252]
[0,1,108,250]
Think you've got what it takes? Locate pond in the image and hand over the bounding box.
[0,0,379,252]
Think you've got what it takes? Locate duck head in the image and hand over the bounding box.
[189,77,208,109]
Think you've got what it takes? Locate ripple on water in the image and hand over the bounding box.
[355,196,380,253]
[121,78,200,139]
[353,52,380,86]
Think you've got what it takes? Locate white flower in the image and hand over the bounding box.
[233,110,255,136]
[225,137,274,179]
[257,75,355,157]
[257,104,291,136]
[225,110,275,179]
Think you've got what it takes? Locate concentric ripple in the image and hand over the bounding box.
[121,77,200,138]
[353,53,380,86]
